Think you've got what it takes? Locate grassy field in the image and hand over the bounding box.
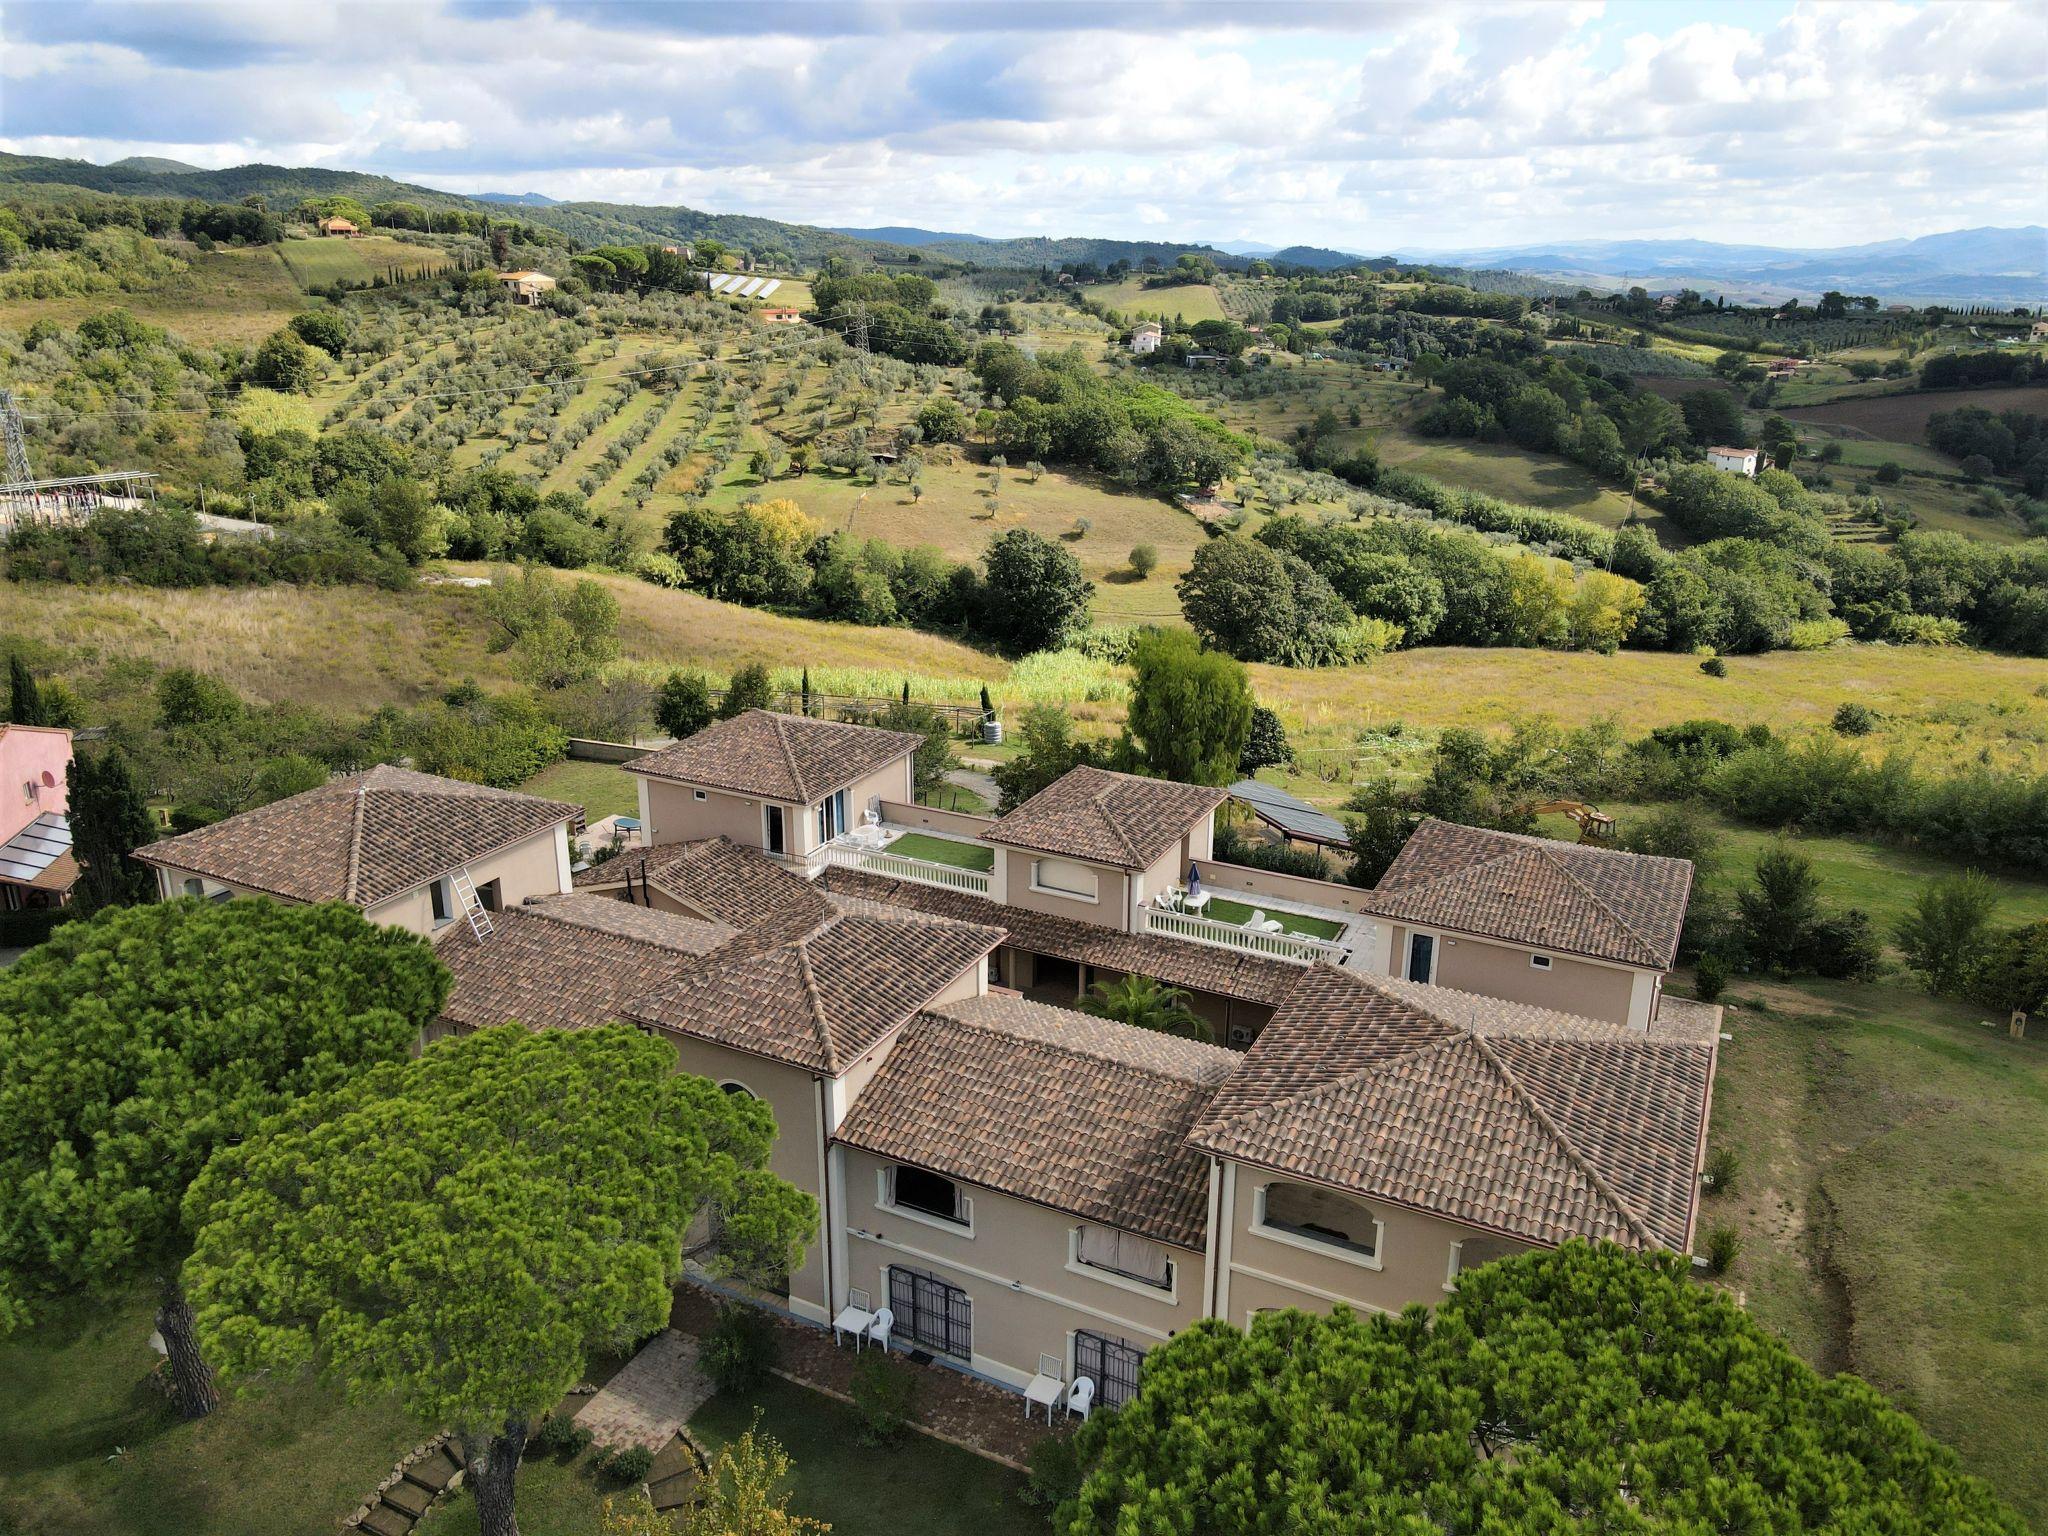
[1087,277,1227,324]
[704,458,1200,625]
[1781,383,2048,441]
[276,235,452,290]
[0,243,307,347]
[0,1290,421,1536]
[1378,434,1654,531]
[522,759,642,821]
[15,577,2046,776]
[1700,977,2048,1525]
[1536,806,2048,941]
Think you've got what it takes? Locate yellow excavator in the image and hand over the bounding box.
[1529,800,1617,843]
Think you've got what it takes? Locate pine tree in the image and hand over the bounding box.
[69,748,158,911]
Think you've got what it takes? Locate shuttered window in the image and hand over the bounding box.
[1031,858,1099,900]
[1077,1225,1173,1289]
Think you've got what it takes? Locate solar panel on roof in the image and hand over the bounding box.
[1227,780,1349,846]
[0,812,71,884]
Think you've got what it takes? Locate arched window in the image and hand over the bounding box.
[718,1081,755,1099]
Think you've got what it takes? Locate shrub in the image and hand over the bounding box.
[1702,1225,1741,1276]
[1019,1433,1084,1512]
[598,1444,655,1483]
[1693,952,1729,1002]
[1874,460,1904,484]
[701,1303,779,1396]
[1895,871,2000,994]
[1805,909,1883,981]
[1704,1145,1740,1196]
[533,1413,593,1457]
[1832,701,1876,736]
[1129,543,1159,578]
[1700,655,1727,678]
[1620,803,1719,877]
[849,1350,917,1447]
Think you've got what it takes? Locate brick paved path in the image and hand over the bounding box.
[574,1329,710,1452]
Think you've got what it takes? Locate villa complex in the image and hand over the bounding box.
[135,710,1719,1407]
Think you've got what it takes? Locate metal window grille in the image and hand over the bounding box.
[1073,1330,1143,1408]
[888,1266,972,1360]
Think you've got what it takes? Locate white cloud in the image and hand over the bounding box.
[0,0,2040,249]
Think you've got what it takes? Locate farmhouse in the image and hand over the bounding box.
[1130,321,1163,355]
[151,709,1718,1406]
[2033,319,2048,341]
[759,306,804,324]
[497,270,558,305]
[317,216,360,237]
[1707,444,1760,476]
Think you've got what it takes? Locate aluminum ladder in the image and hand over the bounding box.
[450,867,495,941]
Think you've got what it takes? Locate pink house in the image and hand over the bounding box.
[0,724,76,910]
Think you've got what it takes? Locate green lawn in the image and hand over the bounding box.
[1700,977,2048,1524]
[1539,806,2048,943]
[1202,895,1347,940]
[0,1290,421,1536]
[522,759,642,822]
[884,831,995,871]
[690,1377,1042,1536]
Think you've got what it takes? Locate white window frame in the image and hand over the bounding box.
[429,876,455,927]
[1251,1182,1385,1272]
[693,789,708,801]
[718,1080,755,1098]
[1030,857,1100,903]
[763,803,786,855]
[877,1165,975,1238]
[1529,953,1552,971]
[1066,1226,1177,1303]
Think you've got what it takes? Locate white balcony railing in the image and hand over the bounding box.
[818,838,993,896]
[1142,905,1347,965]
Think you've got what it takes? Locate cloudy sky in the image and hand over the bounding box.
[3,1,2043,252]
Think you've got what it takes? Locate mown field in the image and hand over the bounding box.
[276,234,453,290]
[0,242,307,347]
[1087,276,1228,324]
[1780,383,2048,441]
[1699,977,2048,1526]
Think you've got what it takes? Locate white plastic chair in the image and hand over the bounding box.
[1065,1375,1095,1422]
[1247,909,1266,929]
[866,1307,894,1354]
[1024,1353,1064,1422]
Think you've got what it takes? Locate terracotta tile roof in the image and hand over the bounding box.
[1188,964,1711,1251]
[134,765,577,908]
[983,765,1227,871]
[573,836,814,925]
[834,994,1237,1249]
[1366,819,1692,969]
[625,889,1004,1073]
[820,867,1299,1006]
[627,710,920,803]
[437,895,732,1033]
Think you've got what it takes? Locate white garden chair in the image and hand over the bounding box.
[1024,1353,1064,1423]
[866,1306,894,1354]
[1065,1375,1096,1422]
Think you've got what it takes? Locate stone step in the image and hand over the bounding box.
[405,1448,463,1492]
[648,1470,700,1511]
[383,1479,435,1518]
[358,1503,414,1536]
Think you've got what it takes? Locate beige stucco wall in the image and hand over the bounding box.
[839,1145,1202,1389]
[831,757,916,845]
[1385,923,1641,1027]
[150,823,569,939]
[662,1033,830,1318]
[367,825,569,936]
[1000,848,1129,928]
[879,801,994,838]
[640,779,785,852]
[1214,1161,1532,1322]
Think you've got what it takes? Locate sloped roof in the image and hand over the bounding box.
[820,866,1299,1006]
[983,764,1227,871]
[437,895,732,1034]
[1367,819,1692,969]
[574,836,814,925]
[134,765,578,908]
[834,993,1238,1249]
[625,888,1004,1073]
[627,710,921,804]
[1188,964,1711,1251]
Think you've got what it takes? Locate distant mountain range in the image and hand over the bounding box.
[6,154,2036,305]
[1393,229,2048,306]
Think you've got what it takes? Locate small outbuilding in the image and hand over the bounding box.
[317,217,360,238]
[1707,445,1760,477]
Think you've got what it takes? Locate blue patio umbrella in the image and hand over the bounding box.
[1187,863,1202,896]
